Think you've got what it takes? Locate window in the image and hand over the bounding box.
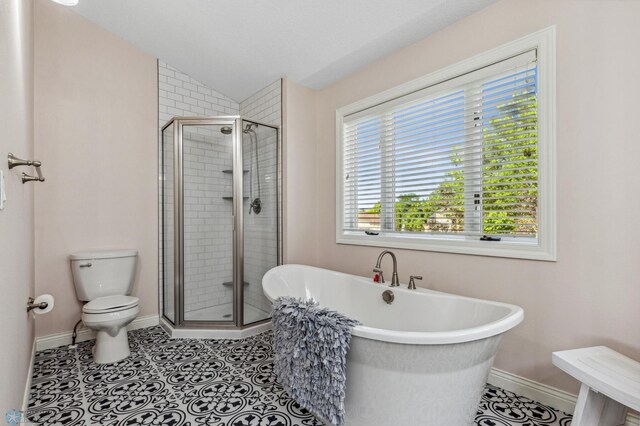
[336,28,556,260]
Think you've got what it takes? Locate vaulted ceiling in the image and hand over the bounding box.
[71,0,496,102]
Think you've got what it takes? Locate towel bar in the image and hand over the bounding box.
[7,153,46,183]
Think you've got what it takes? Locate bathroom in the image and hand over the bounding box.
[1,0,639,425]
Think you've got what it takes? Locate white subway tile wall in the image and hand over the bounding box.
[240,80,282,128]
[240,80,282,319]
[159,60,282,322]
[159,62,239,119]
[159,61,239,320]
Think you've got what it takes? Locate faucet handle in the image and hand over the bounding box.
[408,275,423,290]
[373,267,385,283]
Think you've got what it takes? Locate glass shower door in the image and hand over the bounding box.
[161,117,280,329]
[161,123,175,324]
[242,120,279,325]
[181,122,235,323]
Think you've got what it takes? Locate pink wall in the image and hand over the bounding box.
[34,1,158,337]
[293,0,640,394]
[283,79,320,265]
[0,0,35,409]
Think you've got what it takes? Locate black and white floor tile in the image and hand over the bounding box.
[27,326,573,425]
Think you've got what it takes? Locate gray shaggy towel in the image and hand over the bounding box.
[271,296,360,426]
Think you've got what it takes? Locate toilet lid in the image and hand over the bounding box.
[83,295,139,314]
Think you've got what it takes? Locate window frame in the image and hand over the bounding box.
[335,27,556,261]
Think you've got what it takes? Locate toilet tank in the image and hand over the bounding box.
[70,250,138,301]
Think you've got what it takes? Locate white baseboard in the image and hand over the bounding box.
[35,314,159,352]
[21,338,36,413]
[489,367,639,426]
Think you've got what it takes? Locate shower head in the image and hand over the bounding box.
[220,126,233,135]
[243,123,258,134]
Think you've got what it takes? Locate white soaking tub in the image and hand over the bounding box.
[262,264,524,426]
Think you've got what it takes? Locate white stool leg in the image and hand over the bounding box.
[572,383,628,426]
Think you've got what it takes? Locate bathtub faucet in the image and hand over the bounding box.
[373,250,400,287]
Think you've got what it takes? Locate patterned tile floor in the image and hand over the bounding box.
[27,326,572,425]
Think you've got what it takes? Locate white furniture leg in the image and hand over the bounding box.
[572,383,629,426]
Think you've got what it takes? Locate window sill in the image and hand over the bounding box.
[336,232,556,261]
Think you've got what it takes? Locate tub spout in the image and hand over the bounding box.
[374,250,400,287]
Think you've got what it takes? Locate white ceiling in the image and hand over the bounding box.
[71,0,496,102]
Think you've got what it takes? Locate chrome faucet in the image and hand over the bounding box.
[373,250,400,287]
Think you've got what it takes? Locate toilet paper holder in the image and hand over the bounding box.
[27,296,49,312]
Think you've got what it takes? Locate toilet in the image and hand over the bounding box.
[70,250,139,364]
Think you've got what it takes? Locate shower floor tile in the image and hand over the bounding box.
[27,326,573,425]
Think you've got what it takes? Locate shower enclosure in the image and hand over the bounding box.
[160,116,280,333]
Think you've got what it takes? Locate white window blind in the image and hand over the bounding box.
[342,50,539,241]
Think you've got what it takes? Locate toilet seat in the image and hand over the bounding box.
[83,295,139,314]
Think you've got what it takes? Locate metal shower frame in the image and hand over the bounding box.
[160,116,282,330]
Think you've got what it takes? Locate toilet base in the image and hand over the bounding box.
[92,327,131,364]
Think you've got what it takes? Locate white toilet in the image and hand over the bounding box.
[70,250,140,364]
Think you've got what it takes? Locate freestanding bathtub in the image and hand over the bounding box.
[262,264,524,426]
